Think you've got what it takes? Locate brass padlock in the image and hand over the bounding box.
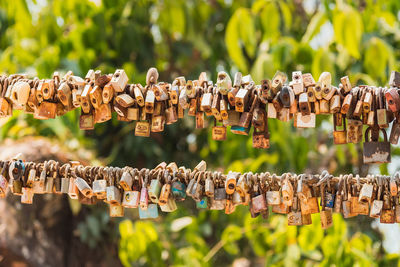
[298,92,310,115]
[109,203,125,217]
[291,71,304,95]
[281,175,294,207]
[347,119,363,143]
[160,197,177,212]
[159,172,172,205]
[294,112,316,128]
[212,120,227,141]
[370,178,383,218]
[389,70,400,87]
[216,71,232,95]
[377,88,388,128]
[225,172,239,195]
[135,120,150,137]
[288,197,303,226]
[271,71,287,95]
[302,73,315,88]
[9,160,23,196]
[320,184,333,229]
[341,93,352,114]
[110,69,128,93]
[119,170,134,191]
[340,76,352,93]
[333,114,347,144]
[380,208,395,224]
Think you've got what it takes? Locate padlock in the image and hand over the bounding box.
[370,179,383,218]
[67,177,79,199]
[272,92,283,113]
[347,119,363,143]
[380,208,395,224]
[281,176,294,207]
[0,167,8,198]
[57,82,72,107]
[21,187,34,204]
[298,92,310,115]
[340,76,352,93]
[272,201,290,214]
[195,111,205,129]
[211,91,221,120]
[294,113,315,128]
[75,177,93,198]
[330,92,341,113]
[291,71,304,95]
[385,88,400,113]
[135,120,150,137]
[236,175,249,197]
[188,97,197,116]
[359,183,373,203]
[252,120,270,149]
[151,114,165,132]
[79,111,95,130]
[205,175,215,197]
[139,178,149,210]
[93,178,107,199]
[362,89,373,113]
[377,88,388,128]
[160,197,177,212]
[280,85,294,108]
[333,114,347,144]
[288,198,303,226]
[89,85,103,109]
[159,174,172,205]
[389,70,400,87]
[239,95,258,128]
[363,127,391,164]
[110,69,128,93]
[171,180,186,201]
[267,102,277,118]
[148,171,162,203]
[216,71,232,95]
[10,81,30,106]
[389,119,400,145]
[212,120,227,141]
[119,170,134,191]
[9,160,24,196]
[109,203,124,217]
[122,191,140,208]
[34,101,57,119]
[266,190,281,206]
[341,93,352,114]
[271,71,287,95]
[302,73,315,88]
[196,197,208,209]
[320,208,333,229]
[139,203,158,219]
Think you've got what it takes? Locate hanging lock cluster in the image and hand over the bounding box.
[2,159,400,228]
[1,69,400,163]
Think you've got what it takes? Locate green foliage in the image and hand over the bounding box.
[118,210,400,266]
[1,0,400,266]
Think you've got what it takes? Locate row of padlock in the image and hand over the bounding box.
[0,68,400,163]
[2,159,400,227]
[1,69,400,162]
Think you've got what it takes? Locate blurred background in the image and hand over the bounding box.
[0,0,399,266]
